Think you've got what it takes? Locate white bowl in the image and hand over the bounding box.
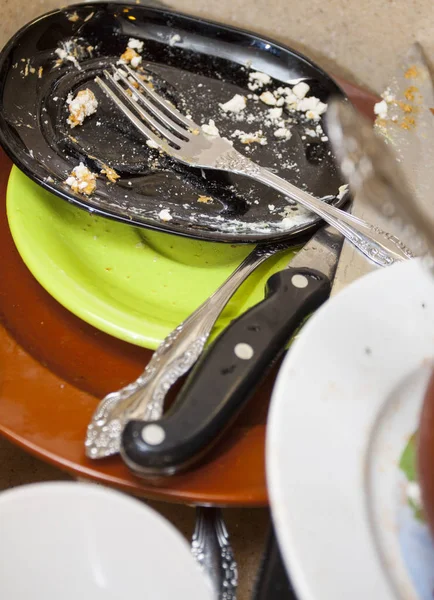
[0,481,212,600]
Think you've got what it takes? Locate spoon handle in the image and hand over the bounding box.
[85,242,290,459]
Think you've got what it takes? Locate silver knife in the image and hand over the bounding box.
[330,42,434,294]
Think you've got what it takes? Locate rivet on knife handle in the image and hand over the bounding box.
[85,242,290,459]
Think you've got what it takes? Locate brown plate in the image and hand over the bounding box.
[0,77,377,506]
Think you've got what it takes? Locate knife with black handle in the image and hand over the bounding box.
[121,225,344,475]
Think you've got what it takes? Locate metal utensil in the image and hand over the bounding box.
[330,42,434,294]
[121,224,343,475]
[85,241,290,459]
[96,65,412,267]
[191,507,237,600]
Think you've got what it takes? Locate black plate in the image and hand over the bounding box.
[0,3,347,244]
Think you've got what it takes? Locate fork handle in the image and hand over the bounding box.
[246,165,412,267]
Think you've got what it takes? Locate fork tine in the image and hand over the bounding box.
[103,71,185,147]
[124,65,198,130]
[113,67,190,140]
[95,76,172,152]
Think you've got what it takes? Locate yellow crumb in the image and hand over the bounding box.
[400,116,416,129]
[128,15,136,20]
[120,47,139,63]
[68,12,80,22]
[101,166,120,183]
[405,66,419,79]
[198,195,213,204]
[404,86,418,102]
[38,66,43,78]
[397,101,413,113]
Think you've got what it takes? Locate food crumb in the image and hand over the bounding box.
[405,66,419,79]
[404,86,418,102]
[65,163,96,195]
[248,71,271,91]
[100,165,120,183]
[158,208,172,221]
[127,38,144,52]
[292,82,310,99]
[146,139,159,149]
[198,195,213,203]
[169,33,181,46]
[274,127,292,140]
[374,99,388,120]
[67,89,98,128]
[119,47,142,68]
[219,94,246,113]
[259,91,276,106]
[67,11,80,22]
[201,119,220,137]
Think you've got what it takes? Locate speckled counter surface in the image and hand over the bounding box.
[1,1,433,598]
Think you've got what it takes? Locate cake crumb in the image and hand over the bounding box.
[67,89,98,128]
[158,208,172,221]
[65,163,96,195]
[101,165,120,183]
[219,94,246,113]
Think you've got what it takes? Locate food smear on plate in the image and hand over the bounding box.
[66,89,98,128]
[65,163,97,195]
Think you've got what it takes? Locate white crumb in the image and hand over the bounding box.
[274,127,292,140]
[248,71,271,91]
[201,119,220,137]
[259,91,276,106]
[337,184,349,200]
[127,38,144,52]
[219,94,246,113]
[130,55,142,69]
[169,33,181,46]
[158,208,172,221]
[146,139,159,149]
[374,99,388,119]
[292,82,310,99]
[66,88,98,128]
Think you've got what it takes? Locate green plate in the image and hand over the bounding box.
[7,167,297,349]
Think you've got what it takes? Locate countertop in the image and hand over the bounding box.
[1,1,433,598]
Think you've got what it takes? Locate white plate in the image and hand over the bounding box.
[0,481,213,600]
[267,258,434,600]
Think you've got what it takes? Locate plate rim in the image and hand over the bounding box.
[266,258,433,600]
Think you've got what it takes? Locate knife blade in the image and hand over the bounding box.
[121,224,344,475]
[331,42,434,295]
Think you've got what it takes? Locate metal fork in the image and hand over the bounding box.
[96,65,412,267]
[191,507,237,600]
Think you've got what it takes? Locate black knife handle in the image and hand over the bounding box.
[121,266,330,475]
